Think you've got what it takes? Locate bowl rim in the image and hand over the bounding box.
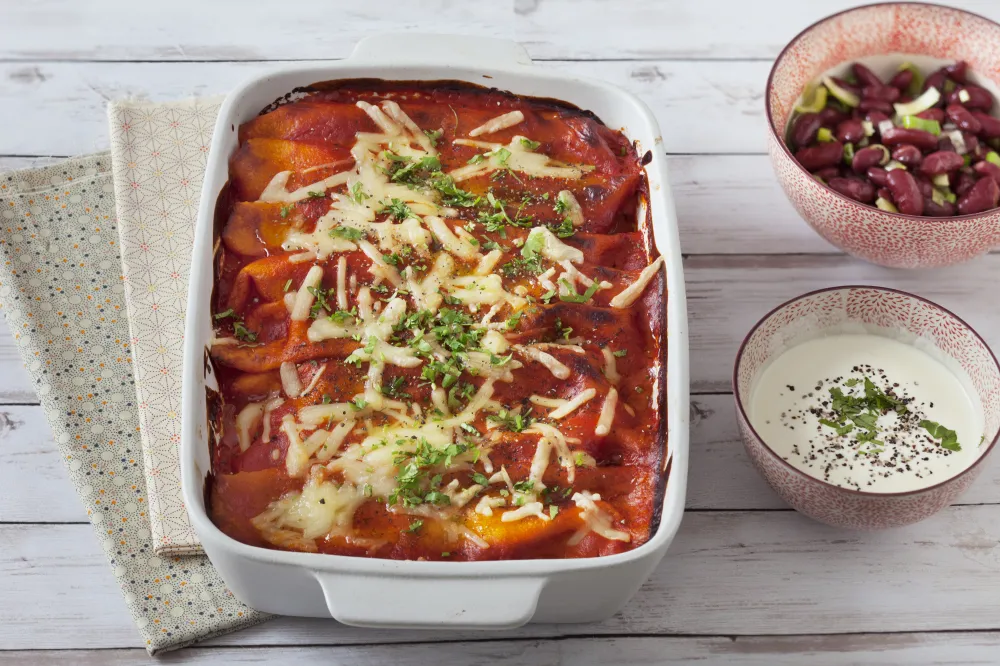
[732,284,1000,498]
[765,0,1000,223]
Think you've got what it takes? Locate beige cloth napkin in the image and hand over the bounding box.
[107,97,224,555]
[0,154,268,654]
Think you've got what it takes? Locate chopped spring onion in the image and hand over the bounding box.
[877,119,895,136]
[870,143,891,165]
[885,160,907,171]
[931,173,950,188]
[932,187,957,205]
[842,142,855,165]
[964,154,973,167]
[897,62,924,97]
[822,76,860,107]
[794,83,829,114]
[986,151,1000,167]
[875,197,898,212]
[861,120,875,137]
[946,130,968,155]
[945,79,957,95]
[817,127,835,143]
[901,115,941,135]
[893,87,941,117]
[958,88,972,104]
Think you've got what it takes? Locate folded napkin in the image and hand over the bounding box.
[0,155,268,654]
[108,97,224,555]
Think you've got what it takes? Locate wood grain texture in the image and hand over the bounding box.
[8,632,1000,665]
[3,506,1000,650]
[515,0,1000,60]
[0,60,770,156]
[5,396,1000,525]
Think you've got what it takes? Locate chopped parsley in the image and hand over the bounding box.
[382,198,414,220]
[380,375,411,400]
[554,317,573,340]
[328,307,357,324]
[214,309,257,342]
[500,256,543,278]
[613,349,628,357]
[306,190,326,199]
[389,439,469,507]
[406,520,423,533]
[519,138,541,151]
[280,205,291,218]
[424,128,443,147]
[350,182,370,204]
[283,279,293,293]
[306,286,334,319]
[487,408,535,433]
[921,420,961,451]
[350,397,369,411]
[558,279,600,303]
[330,226,364,241]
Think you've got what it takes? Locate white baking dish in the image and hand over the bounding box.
[181,34,689,629]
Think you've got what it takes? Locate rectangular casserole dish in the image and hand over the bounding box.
[181,34,689,628]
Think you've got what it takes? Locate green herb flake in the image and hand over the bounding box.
[921,420,961,451]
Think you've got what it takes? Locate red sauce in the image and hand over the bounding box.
[207,80,666,561]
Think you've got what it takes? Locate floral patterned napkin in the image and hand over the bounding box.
[0,155,268,654]
[107,97,224,555]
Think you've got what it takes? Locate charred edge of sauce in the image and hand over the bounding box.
[640,150,654,167]
[258,78,608,126]
[203,378,225,515]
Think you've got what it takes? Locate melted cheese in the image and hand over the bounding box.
[280,362,303,398]
[595,387,618,436]
[448,136,593,183]
[557,190,585,227]
[526,422,576,483]
[252,470,366,546]
[569,490,630,545]
[235,401,264,453]
[259,170,352,203]
[468,110,525,137]
[526,226,584,264]
[515,344,570,380]
[261,397,284,443]
[299,363,327,397]
[501,501,549,522]
[601,348,621,385]
[548,388,596,419]
[610,256,665,308]
[290,265,325,321]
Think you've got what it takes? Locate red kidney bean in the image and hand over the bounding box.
[924,199,956,216]
[955,170,978,196]
[819,106,848,128]
[964,131,982,157]
[791,112,822,148]
[881,127,940,151]
[891,144,923,167]
[795,141,844,170]
[852,145,888,172]
[972,111,1000,138]
[828,177,876,203]
[945,60,968,83]
[867,166,889,187]
[973,160,1000,186]
[877,187,893,201]
[833,76,862,97]
[957,175,1000,214]
[924,69,947,93]
[835,118,865,143]
[890,69,913,90]
[813,166,841,181]
[938,135,956,153]
[852,63,884,88]
[920,150,966,175]
[913,173,935,198]
[859,98,894,114]
[862,85,900,103]
[865,110,890,126]
[886,169,924,214]
[948,84,994,111]
[946,103,982,133]
[917,108,946,122]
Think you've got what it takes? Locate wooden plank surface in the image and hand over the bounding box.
[7,632,1000,666]
[1,0,998,62]
[4,505,1000,650]
[0,60,770,156]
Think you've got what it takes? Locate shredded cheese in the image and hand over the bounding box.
[259,170,352,203]
[595,388,618,436]
[557,190,585,227]
[468,110,525,137]
[515,344,570,379]
[261,398,284,443]
[290,265,325,321]
[279,362,303,398]
[609,256,665,308]
[299,363,327,397]
[235,402,264,453]
[601,348,621,385]
[548,388,596,419]
[448,135,593,183]
[569,491,630,545]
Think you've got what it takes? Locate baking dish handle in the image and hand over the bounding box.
[349,34,532,68]
[316,572,545,628]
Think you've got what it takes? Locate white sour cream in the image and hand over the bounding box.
[749,334,985,493]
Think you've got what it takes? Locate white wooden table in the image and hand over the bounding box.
[2,1,1000,663]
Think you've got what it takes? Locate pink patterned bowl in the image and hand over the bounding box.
[767,3,1000,269]
[733,286,1000,529]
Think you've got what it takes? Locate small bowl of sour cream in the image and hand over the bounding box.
[734,285,1000,529]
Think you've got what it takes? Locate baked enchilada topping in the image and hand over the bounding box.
[208,81,665,560]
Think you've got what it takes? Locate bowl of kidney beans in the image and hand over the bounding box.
[767,3,1000,268]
